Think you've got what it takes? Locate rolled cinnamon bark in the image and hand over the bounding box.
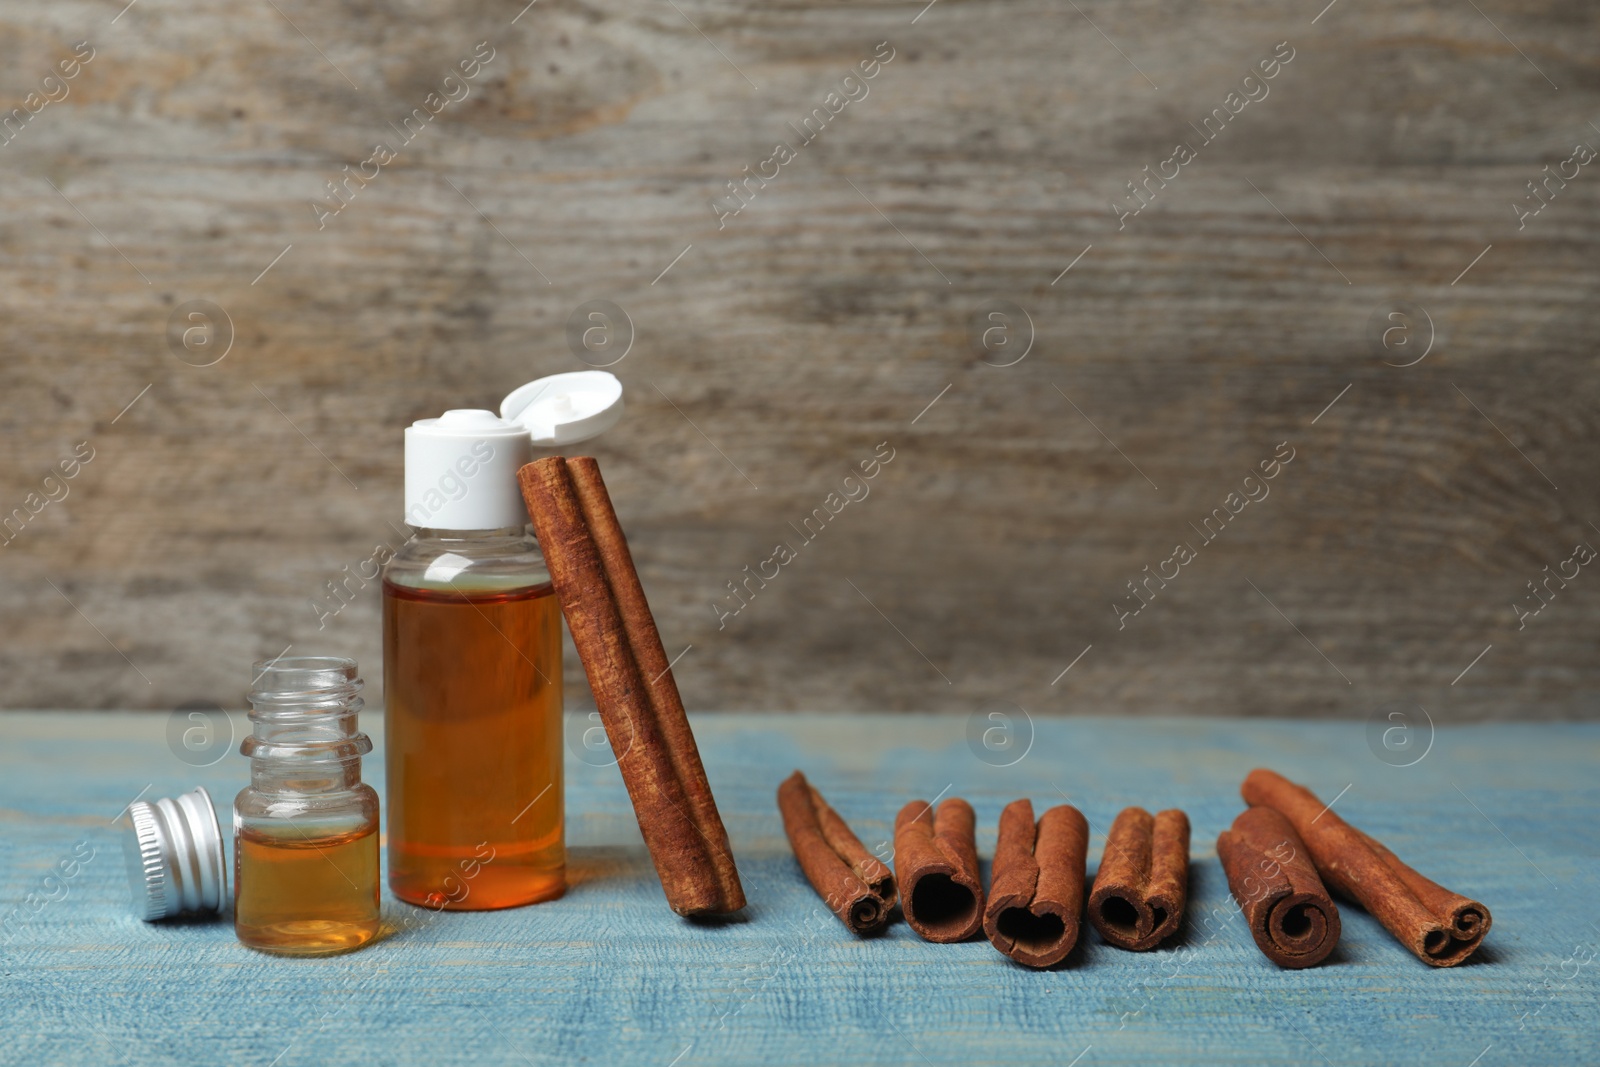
[983,800,1088,967]
[1241,768,1490,966]
[1355,827,1490,950]
[1217,806,1340,968]
[519,456,745,916]
[777,770,895,935]
[1088,806,1189,951]
[894,797,984,943]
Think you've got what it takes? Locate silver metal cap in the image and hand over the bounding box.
[121,787,226,921]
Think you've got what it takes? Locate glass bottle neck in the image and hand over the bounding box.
[408,525,528,541]
[243,656,372,796]
[250,757,365,795]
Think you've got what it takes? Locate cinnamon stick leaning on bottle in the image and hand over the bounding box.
[983,800,1088,967]
[519,456,744,916]
[1088,806,1188,951]
[895,797,984,943]
[1241,769,1490,966]
[777,770,895,934]
[1217,806,1340,968]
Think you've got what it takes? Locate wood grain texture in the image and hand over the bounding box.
[1,711,1597,1065]
[0,2,1597,715]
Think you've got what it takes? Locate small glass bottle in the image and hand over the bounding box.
[383,410,565,910]
[234,656,381,955]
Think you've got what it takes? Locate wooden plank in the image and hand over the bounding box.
[0,2,1596,715]
[1,711,1596,1065]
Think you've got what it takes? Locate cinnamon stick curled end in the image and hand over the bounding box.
[983,800,1088,968]
[777,770,895,935]
[1217,806,1340,969]
[1357,826,1492,963]
[894,797,984,943]
[1241,769,1491,967]
[1088,806,1189,951]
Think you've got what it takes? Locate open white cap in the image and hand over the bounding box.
[404,372,623,531]
[500,371,624,445]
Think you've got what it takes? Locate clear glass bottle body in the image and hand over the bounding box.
[234,657,381,956]
[382,525,565,910]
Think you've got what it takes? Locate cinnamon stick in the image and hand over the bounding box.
[894,797,983,943]
[1217,806,1341,968]
[1088,806,1189,951]
[519,456,744,916]
[776,770,895,935]
[1241,768,1490,966]
[983,800,1088,967]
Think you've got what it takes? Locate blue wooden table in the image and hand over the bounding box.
[2,712,1595,1066]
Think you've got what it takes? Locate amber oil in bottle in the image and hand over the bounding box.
[234,656,380,955]
[383,529,564,909]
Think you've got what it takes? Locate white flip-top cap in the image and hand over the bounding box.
[404,372,624,531]
[500,371,624,446]
[405,410,531,530]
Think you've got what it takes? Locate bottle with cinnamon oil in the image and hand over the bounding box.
[383,374,623,910]
[234,656,380,955]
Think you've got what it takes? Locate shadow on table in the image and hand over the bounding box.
[568,845,764,926]
[567,844,651,888]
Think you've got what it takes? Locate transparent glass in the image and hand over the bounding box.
[382,525,565,910]
[234,656,381,956]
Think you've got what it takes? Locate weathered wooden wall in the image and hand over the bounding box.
[1,0,1596,717]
